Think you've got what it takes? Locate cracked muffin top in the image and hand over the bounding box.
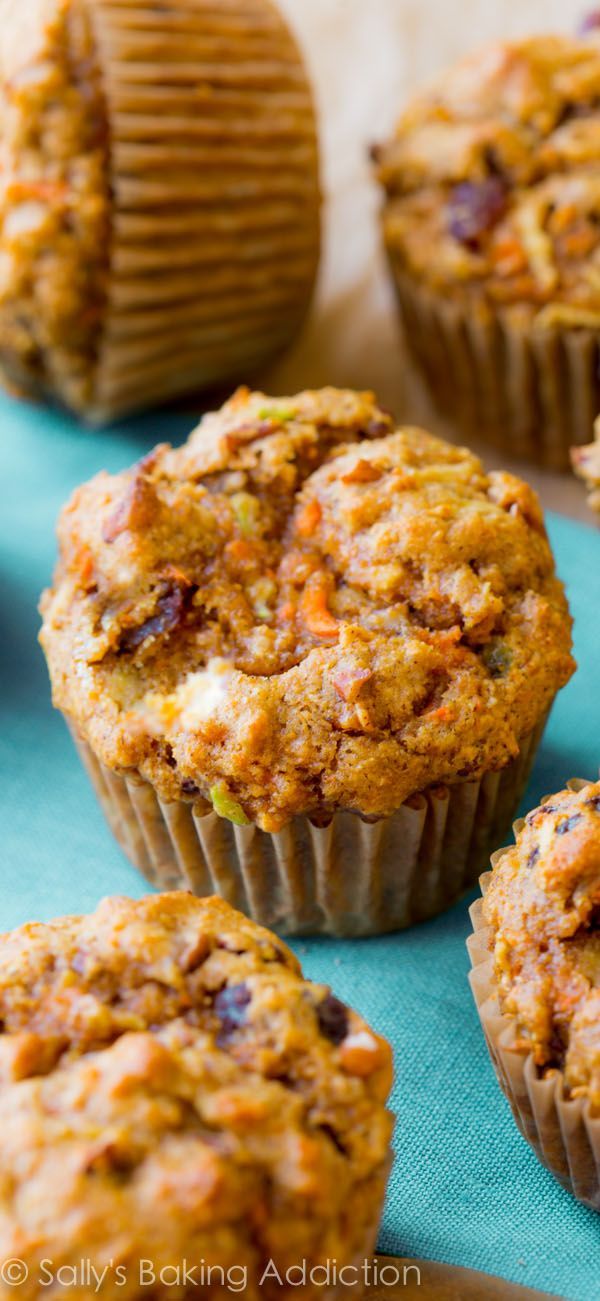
[374,27,600,322]
[483,781,600,1112]
[40,385,574,832]
[0,892,393,1297]
[572,414,600,515]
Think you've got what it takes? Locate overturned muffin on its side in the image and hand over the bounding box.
[40,387,574,933]
[0,892,393,1298]
[0,0,320,423]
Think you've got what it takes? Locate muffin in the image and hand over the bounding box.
[468,779,600,1210]
[572,415,600,515]
[0,0,320,424]
[40,386,575,935]
[374,27,600,468]
[0,891,393,1297]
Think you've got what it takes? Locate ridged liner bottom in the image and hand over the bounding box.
[81,0,320,423]
[389,261,600,470]
[70,714,546,936]
[467,781,600,1213]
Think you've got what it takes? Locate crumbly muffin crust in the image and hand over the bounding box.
[375,30,600,323]
[40,386,574,832]
[0,892,393,1298]
[572,415,600,514]
[483,781,600,1111]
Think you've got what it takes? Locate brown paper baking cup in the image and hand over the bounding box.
[69,712,546,936]
[72,0,320,422]
[388,260,600,470]
[467,785,600,1212]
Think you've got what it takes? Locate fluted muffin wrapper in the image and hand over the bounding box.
[467,784,600,1213]
[69,713,546,936]
[388,261,600,470]
[80,0,320,423]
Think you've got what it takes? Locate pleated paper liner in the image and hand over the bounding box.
[79,0,320,423]
[387,257,600,471]
[467,782,600,1212]
[69,713,546,937]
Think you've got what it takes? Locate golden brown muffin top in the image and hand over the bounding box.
[375,28,600,320]
[572,415,600,514]
[40,386,574,831]
[483,781,600,1110]
[0,892,392,1297]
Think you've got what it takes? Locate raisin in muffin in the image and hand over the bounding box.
[0,0,320,423]
[0,892,393,1297]
[374,26,600,468]
[40,386,574,934]
[572,415,600,516]
[469,780,600,1209]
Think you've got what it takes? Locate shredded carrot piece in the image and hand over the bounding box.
[230,386,251,406]
[560,225,598,258]
[547,203,577,236]
[341,459,382,484]
[299,579,339,640]
[428,705,455,724]
[74,545,94,585]
[416,626,462,650]
[490,238,527,276]
[9,180,69,203]
[296,499,322,537]
[225,538,256,565]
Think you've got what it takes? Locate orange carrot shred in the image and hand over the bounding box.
[225,538,256,565]
[560,225,598,258]
[299,580,339,640]
[9,180,69,204]
[75,546,94,585]
[341,459,382,484]
[296,499,322,537]
[490,238,527,276]
[428,705,454,724]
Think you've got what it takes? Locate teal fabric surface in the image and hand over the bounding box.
[1,391,599,1301]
